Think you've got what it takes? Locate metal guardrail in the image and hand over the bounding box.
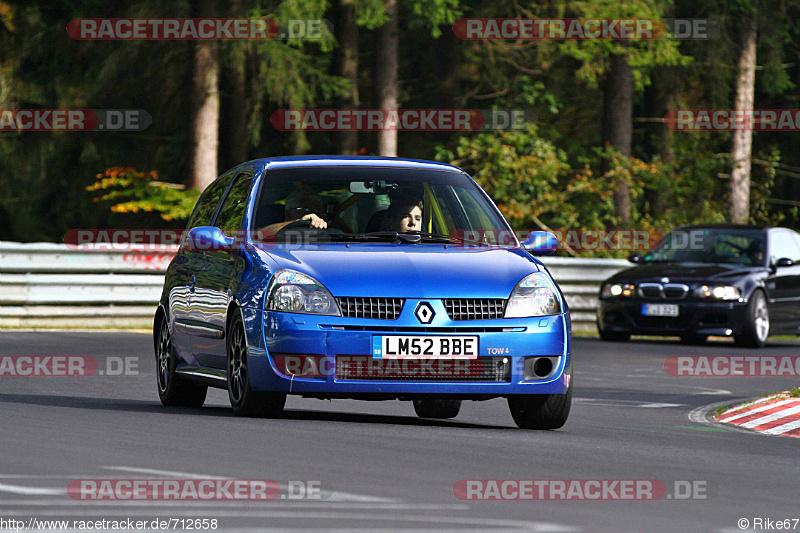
[0,242,629,329]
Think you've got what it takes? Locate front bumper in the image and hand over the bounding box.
[597,298,749,337]
[240,300,572,397]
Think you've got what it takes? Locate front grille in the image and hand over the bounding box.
[663,285,689,300]
[639,284,662,299]
[336,297,404,320]
[443,299,506,321]
[335,355,512,382]
[638,283,689,300]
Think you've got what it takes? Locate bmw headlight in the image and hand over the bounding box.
[601,283,636,299]
[694,285,741,301]
[266,269,341,315]
[504,272,562,318]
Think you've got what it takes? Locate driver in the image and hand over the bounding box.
[386,193,423,233]
[264,188,328,233]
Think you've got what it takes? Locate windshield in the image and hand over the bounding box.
[251,166,510,244]
[644,228,766,266]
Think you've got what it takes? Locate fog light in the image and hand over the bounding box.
[524,356,559,380]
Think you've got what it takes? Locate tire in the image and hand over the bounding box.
[598,330,630,342]
[735,289,770,348]
[155,315,207,407]
[227,311,286,417]
[413,398,462,419]
[507,376,572,430]
[680,334,708,345]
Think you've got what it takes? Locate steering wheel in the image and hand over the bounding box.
[276,218,313,233]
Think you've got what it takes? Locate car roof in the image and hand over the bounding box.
[248,155,465,173]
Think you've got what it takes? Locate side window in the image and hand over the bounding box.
[214,174,254,236]
[187,172,236,230]
[769,230,800,263]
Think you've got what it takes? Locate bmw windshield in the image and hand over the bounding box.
[643,228,766,266]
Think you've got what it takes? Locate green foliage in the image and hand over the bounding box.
[87,168,200,222]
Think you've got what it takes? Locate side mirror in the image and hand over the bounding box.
[628,253,642,264]
[522,231,558,255]
[184,226,235,252]
[776,257,795,267]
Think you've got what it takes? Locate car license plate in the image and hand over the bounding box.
[641,303,679,317]
[373,336,478,359]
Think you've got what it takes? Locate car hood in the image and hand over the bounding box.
[607,262,764,284]
[254,243,540,298]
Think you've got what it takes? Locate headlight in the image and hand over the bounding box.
[601,283,636,299]
[266,269,341,315]
[694,285,741,301]
[504,272,561,318]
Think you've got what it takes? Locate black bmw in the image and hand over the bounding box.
[597,225,800,347]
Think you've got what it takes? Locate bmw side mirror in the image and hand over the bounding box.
[776,257,795,267]
[522,231,558,255]
[184,226,235,252]
[628,253,642,264]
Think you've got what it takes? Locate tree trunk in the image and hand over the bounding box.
[189,0,220,190]
[376,0,398,157]
[338,0,359,155]
[219,0,247,171]
[729,2,758,224]
[645,67,676,165]
[643,66,677,216]
[602,50,633,225]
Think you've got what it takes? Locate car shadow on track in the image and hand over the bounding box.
[0,393,515,430]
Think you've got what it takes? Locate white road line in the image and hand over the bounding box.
[763,418,800,435]
[0,500,467,510]
[101,466,226,480]
[717,399,795,423]
[102,466,397,503]
[740,404,800,429]
[0,483,64,496]
[574,398,684,408]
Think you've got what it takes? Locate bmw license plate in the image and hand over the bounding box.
[373,336,478,359]
[641,303,679,317]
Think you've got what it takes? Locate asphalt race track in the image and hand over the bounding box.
[0,331,798,532]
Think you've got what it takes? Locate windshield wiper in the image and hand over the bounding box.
[328,232,402,242]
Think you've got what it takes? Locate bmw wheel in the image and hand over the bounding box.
[227,311,286,417]
[736,290,769,348]
[507,374,572,430]
[155,315,207,407]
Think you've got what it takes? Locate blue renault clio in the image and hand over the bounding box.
[154,156,572,429]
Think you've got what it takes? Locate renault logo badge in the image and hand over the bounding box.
[415,302,435,324]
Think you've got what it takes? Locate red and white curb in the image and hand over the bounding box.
[715,392,800,437]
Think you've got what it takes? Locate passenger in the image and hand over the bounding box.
[386,194,423,233]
